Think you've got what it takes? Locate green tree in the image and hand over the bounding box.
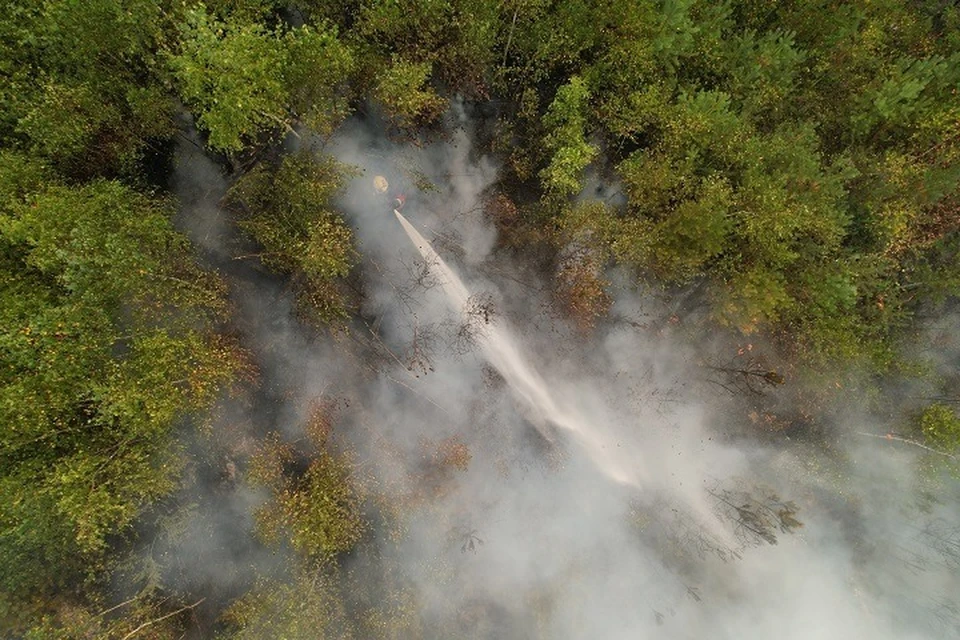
[220,571,355,640]
[170,7,354,151]
[539,76,597,199]
[226,151,356,323]
[918,404,960,453]
[0,154,241,600]
[354,0,500,96]
[248,432,367,560]
[371,57,447,130]
[220,565,422,640]
[1,0,177,178]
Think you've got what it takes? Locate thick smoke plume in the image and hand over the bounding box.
[167,110,960,638]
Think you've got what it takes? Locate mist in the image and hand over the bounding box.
[162,109,960,639]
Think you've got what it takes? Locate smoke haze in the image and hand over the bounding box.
[165,110,960,639]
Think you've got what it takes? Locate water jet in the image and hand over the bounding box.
[393,209,643,488]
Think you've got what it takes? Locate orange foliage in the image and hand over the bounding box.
[433,436,472,471]
[305,396,341,448]
[554,250,611,332]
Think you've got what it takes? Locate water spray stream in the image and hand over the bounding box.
[393,209,642,487]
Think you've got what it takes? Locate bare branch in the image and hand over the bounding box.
[120,599,205,640]
[502,8,519,67]
[855,432,957,460]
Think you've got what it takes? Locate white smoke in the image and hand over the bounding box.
[163,110,960,638]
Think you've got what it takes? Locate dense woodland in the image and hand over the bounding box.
[2,0,960,638]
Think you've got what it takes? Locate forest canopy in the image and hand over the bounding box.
[1,0,959,637]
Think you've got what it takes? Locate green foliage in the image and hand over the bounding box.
[249,434,367,560]
[713,266,793,334]
[226,151,356,322]
[0,0,177,177]
[17,82,121,160]
[0,158,240,596]
[170,8,353,151]
[647,175,733,279]
[492,0,960,365]
[724,29,806,120]
[169,9,288,151]
[852,53,960,142]
[2,0,960,633]
[540,76,597,199]
[918,404,960,453]
[18,590,193,640]
[652,0,700,71]
[497,0,603,86]
[354,0,500,95]
[372,57,447,130]
[285,27,356,137]
[221,571,354,640]
[270,455,367,558]
[598,83,671,145]
[203,0,280,20]
[220,564,422,640]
